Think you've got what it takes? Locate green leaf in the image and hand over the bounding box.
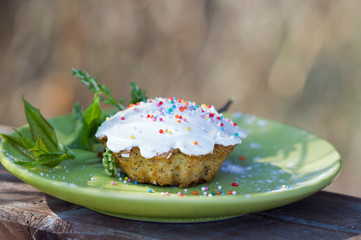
[0,133,36,162]
[13,129,35,149]
[17,152,74,168]
[29,137,50,158]
[130,82,147,104]
[81,90,102,150]
[23,96,59,152]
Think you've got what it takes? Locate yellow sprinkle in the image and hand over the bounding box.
[168,130,171,134]
[282,185,286,189]
[186,127,190,131]
[206,116,209,119]
[130,135,135,139]
[201,104,207,108]
[106,117,110,121]
[125,177,128,180]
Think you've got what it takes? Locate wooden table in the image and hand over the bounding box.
[0,164,360,240]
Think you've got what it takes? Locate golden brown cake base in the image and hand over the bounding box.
[99,137,235,188]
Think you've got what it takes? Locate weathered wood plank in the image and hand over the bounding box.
[1,163,360,240]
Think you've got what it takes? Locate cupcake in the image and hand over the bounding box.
[96,97,246,188]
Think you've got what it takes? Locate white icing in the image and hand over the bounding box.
[95,97,247,159]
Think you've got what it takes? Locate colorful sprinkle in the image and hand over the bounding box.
[235,132,239,137]
[159,129,164,134]
[228,191,233,195]
[241,156,246,161]
[194,141,198,145]
[130,135,135,139]
[232,182,238,187]
[111,181,115,185]
[193,191,198,195]
[186,127,190,131]
[121,117,125,120]
[148,189,152,193]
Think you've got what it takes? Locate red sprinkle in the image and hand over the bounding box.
[147,114,150,118]
[180,193,184,197]
[121,117,125,120]
[228,191,233,195]
[233,123,237,126]
[217,117,221,120]
[231,182,239,187]
[159,129,164,134]
[241,156,246,161]
[216,190,221,195]
[193,191,198,195]
[221,123,224,127]
[209,113,215,118]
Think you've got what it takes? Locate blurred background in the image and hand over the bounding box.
[0,1,360,197]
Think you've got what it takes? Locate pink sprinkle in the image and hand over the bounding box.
[200,115,204,119]
[111,181,115,185]
[152,118,157,122]
[165,192,169,196]
[183,118,187,122]
[226,119,231,122]
[159,118,163,121]
[178,192,182,195]
[205,187,208,191]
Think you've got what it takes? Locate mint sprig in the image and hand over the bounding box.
[72,68,126,111]
[0,97,74,167]
[73,68,147,108]
[130,82,147,104]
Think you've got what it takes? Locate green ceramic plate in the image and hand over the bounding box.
[0,113,342,222]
